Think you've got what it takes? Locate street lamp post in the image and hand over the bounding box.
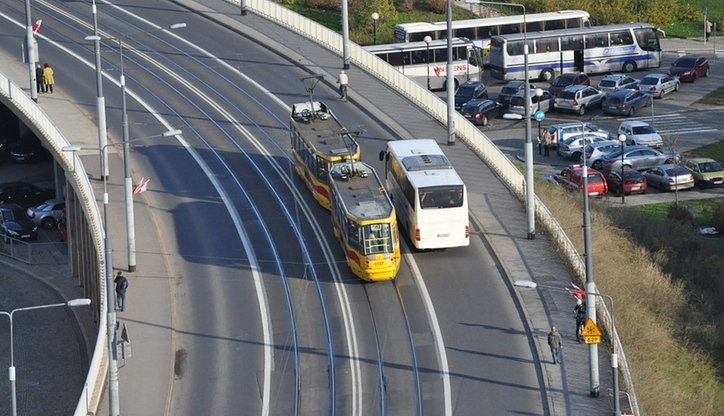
[618,134,626,204]
[1,298,91,416]
[62,129,180,416]
[513,280,621,416]
[424,36,432,90]
[371,12,379,45]
[465,0,533,238]
[24,0,39,103]
[118,22,186,272]
[535,88,543,155]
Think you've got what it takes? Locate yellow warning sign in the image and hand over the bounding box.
[582,318,602,337]
[584,336,601,344]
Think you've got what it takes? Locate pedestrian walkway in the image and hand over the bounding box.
[10,1,718,414]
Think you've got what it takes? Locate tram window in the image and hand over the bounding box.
[348,221,360,251]
[316,156,327,183]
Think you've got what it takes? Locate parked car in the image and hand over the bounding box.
[460,99,504,126]
[618,121,663,148]
[584,140,624,170]
[0,203,38,242]
[0,182,56,209]
[558,134,611,160]
[602,89,651,117]
[454,81,488,110]
[605,169,647,196]
[508,90,555,116]
[9,133,48,163]
[635,74,680,98]
[548,72,590,96]
[497,81,536,107]
[553,164,608,196]
[554,85,606,115]
[599,146,680,173]
[643,164,695,191]
[667,55,709,83]
[546,122,610,151]
[27,198,66,229]
[597,74,639,95]
[683,158,724,188]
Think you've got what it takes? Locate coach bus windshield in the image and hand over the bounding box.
[419,186,464,209]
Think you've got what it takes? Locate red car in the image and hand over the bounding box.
[606,169,647,196]
[548,73,590,96]
[553,165,608,196]
[667,55,710,83]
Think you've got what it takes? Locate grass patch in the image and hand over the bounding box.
[697,85,724,107]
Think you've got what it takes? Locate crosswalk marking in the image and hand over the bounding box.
[620,113,718,136]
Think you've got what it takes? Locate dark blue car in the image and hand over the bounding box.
[602,89,651,117]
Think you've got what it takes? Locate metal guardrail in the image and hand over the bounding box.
[242,1,638,414]
[0,71,109,416]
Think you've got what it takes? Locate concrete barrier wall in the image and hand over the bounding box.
[0,71,109,416]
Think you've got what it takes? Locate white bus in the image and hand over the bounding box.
[393,10,591,52]
[489,23,662,82]
[378,139,469,249]
[363,38,483,90]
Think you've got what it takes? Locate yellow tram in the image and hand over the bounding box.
[290,101,361,210]
[329,161,401,281]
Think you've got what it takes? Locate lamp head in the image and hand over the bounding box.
[535,88,543,97]
[618,134,627,143]
[371,12,379,21]
[424,35,432,44]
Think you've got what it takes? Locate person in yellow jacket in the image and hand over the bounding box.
[43,63,55,93]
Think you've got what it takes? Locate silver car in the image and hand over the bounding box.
[26,198,66,229]
[618,121,663,148]
[642,164,695,191]
[558,133,611,160]
[599,146,680,173]
[554,85,606,115]
[508,90,555,116]
[597,74,639,95]
[583,140,623,169]
[636,74,680,99]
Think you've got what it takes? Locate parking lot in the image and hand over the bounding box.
[440,40,724,206]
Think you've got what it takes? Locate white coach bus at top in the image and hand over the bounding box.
[489,23,662,82]
[363,38,483,90]
[379,139,469,249]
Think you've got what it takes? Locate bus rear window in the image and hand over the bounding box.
[419,186,464,209]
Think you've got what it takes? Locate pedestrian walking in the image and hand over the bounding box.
[706,19,713,41]
[42,63,55,93]
[114,271,129,311]
[35,64,44,94]
[574,299,587,343]
[547,326,563,364]
[542,128,551,157]
[336,70,349,100]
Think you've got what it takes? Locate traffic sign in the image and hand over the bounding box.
[584,336,601,344]
[534,109,545,122]
[582,318,602,337]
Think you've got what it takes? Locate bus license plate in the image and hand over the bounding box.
[437,233,450,238]
[373,260,385,267]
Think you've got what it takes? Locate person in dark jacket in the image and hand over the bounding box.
[35,64,44,93]
[574,299,587,343]
[547,326,563,364]
[114,271,128,311]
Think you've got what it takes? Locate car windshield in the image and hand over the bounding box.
[699,162,723,172]
[665,166,688,176]
[639,77,657,85]
[552,77,573,87]
[501,86,519,94]
[607,149,623,158]
[599,80,616,87]
[588,174,604,183]
[672,57,696,68]
[632,125,656,134]
[36,203,50,210]
[456,86,476,98]
[607,96,623,104]
[558,91,576,99]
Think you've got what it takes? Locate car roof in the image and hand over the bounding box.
[589,140,620,147]
[505,80,525,86]
[601,74,630,80]
[557,72,583,79]
[462,99,493,106]
[40,198,65,205]
[608,89,638,97]
[642,73,668,79]
[459,82,483,88]
[0,203,24,210]
[561,85,589,92]
[687,157,719,163]
[620,120,650,127]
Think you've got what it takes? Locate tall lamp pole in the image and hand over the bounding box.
[618,134,626,204]
[424,36,432,90]
[466,0,532,238]
[513,280,621,416]
[371,12,379,45]
[89,0,109,179]
[1,298,91,416]
[118,22,186,272]
[23,0,38,103]
[446,0,455,146]
[535,88,543,154]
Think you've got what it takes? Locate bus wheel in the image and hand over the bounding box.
[540,69,554,82]
[622,60,637,73]
[444,78,459,91]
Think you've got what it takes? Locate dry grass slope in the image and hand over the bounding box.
[536,181,724,415]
